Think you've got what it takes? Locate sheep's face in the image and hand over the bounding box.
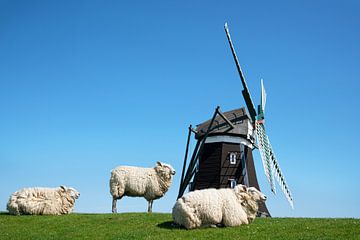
[60,186,80,199]
[247,187,266,203]
[155,161,176,180]
[67,187,80,199]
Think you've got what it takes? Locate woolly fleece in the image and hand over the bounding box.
[7,186,80,215]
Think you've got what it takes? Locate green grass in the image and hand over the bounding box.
[0,212,359,240]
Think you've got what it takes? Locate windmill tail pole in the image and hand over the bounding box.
[178,124,193,198]
[224,22,257,123]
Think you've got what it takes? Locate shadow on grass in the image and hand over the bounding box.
[157,221,185,230]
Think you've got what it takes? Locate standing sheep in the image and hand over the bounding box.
[172,185,266,229]
[110,161,176,213]
[7,186,80,215]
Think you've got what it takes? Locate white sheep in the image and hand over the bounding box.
[172,185,266,229]
[110,161,176,213]
[7,186,80,215]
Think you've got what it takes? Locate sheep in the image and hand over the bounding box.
[7,186,80,215]
[110,161,176,213]
[172,185,266,229]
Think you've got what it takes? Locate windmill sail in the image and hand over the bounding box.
[255,121,294,208]
[224,22,257,123]
[260,79,266,115]
[255,122,276,192]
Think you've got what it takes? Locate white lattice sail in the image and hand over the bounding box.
[255,121,294,208]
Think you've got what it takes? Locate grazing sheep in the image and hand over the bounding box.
[110,161,176,213]
[7,186,80,215]
[172,185,266,229]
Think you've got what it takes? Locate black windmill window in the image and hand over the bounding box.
[229,152,237,165]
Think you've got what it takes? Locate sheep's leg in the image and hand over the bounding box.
[112,198,117,213]
[147,200,153,213]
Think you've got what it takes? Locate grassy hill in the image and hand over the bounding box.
[0,212,359,239]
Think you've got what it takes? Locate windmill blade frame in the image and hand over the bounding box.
[255,121,294,208]
[255,121,276,193]
[224,22,257,123]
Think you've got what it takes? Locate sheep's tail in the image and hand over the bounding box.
[6,194,20,215]
[172,197,201,229]
[109,170,124,199]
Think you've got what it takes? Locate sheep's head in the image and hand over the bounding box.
[233,185,267,205]
[247,187,266,203]
[60,186,80,199]
[236,186,266,223]
[155,161,176,181]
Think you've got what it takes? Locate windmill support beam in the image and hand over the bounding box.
[178,124,193,198]
[177,106,221,198]
[216,109,235,130]
[177,138,201,198]
[190,127,198,134]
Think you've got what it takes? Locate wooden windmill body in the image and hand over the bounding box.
[178,107,270,216]
[193,107,257,191]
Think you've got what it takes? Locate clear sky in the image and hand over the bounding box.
[0,0,359,218]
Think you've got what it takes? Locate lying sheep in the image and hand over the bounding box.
[110,161,176,213]
[7,186,80,215]
[172,185,266,229]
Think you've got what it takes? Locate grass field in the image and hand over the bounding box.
[0,212,359,240]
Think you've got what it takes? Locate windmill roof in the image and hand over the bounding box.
[195,107,254,140]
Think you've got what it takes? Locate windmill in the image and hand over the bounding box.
[177,23,294,216]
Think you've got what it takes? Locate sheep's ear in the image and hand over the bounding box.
[60,186,66,191]
[235,184,247,192]
[156,161,163,166]
[234,184,247,196]
[247,187,256,194]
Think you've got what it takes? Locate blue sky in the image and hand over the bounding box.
[0,0,359,218]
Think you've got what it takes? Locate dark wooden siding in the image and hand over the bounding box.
[194,142,248,189]
[220,142,244,187]
[193,142,221,190]
[193,142,249,189]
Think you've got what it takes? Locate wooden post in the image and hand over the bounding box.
[177,107,220,198]
[178,125,193,198]
[216,108,235,130]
